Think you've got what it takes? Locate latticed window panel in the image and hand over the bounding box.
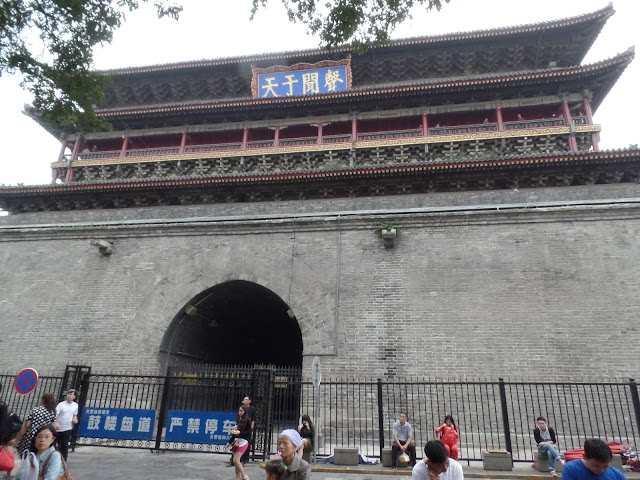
[63,133,584,183]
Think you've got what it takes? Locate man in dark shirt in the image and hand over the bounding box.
[534,416,563,476]
[240,396,256,464]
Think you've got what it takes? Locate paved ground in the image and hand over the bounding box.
[9,447,640,480]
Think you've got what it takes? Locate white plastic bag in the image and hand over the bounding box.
[16,450,38,480]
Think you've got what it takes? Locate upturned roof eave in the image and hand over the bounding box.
[95,4,615,76]
[93,48,635,120]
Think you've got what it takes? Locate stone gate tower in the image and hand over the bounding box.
[1,5,638,380]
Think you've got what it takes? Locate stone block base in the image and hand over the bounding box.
[482,450,513,471]
[382,447,393,467]
[534,450,565,472]
[334,447,359,466]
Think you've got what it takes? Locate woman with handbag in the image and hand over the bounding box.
[10,393,57,455]
[227,405,252,480]
[30,424,65,480]
[0,404,15,479]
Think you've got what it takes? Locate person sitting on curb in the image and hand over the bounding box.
[534,416,564,476]
[435,415,459,460]
[412,440,463,480]
[391,412,416,469]
[562,439,626,480]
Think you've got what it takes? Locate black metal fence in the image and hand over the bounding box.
[0,373,65,421]
[2,366,639,463]
[299,378,640,461]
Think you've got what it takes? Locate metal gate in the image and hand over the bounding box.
[73,364,303,457]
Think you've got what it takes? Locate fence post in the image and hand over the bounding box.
[377,378,385,452]
[628,378,640,437]
[71,369,91,453]
[154,373,171,452]
[498,378,512,453]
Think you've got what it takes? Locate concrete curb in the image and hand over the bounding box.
[310,466,553,478]
[310,465,640,479]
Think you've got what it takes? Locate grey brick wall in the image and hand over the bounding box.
[1,183,639,380]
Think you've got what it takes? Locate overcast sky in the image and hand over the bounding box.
[0,0,638,186]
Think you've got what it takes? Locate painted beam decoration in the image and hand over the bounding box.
[252,57,352,99]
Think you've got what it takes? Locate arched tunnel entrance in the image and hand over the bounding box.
[162,280,303,368]
[159,281,305,456]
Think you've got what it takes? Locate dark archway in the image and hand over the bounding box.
[162,280,303,368]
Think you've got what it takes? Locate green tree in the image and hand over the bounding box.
[2,1,448,133]
[0,0,181,132]
[252,0,449,46]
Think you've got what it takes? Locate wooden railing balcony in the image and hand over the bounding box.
[247,140,275,149]
[504,118,565,130]
[279,137,319,147]
[125,147,180,157]
[428,123,498,135]
[183,143,243,153]
[66,151,121,162]
[323,134,352,144]
[357,128,423,141]
[64,116,588,165]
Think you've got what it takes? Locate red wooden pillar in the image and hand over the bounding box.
[120,136,129,158]
[65,137,81,183]
[583,98,599,151]
[179,132,187,153]
[57,140,68,163]
[317,123,323,144]
[422,113,428,136]
[70,137,81,162]
[561,100,572,123]
[496,107,504,131]
[351,117,357,142]
[242,128,248,150]
[582,98,594,125]
[54,140,67,184]
[274,126,280,148]
[562,100,578,152]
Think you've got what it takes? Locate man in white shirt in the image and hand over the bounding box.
[55,389,79,461]
[413,440,464,480]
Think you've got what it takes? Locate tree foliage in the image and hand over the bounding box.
[0,0,181,133]
[2,1,448,134]
[252,0,449,47]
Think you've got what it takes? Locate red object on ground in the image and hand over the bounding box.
[563,442,622,462]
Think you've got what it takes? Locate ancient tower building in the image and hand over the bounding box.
[0,5,638,380]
